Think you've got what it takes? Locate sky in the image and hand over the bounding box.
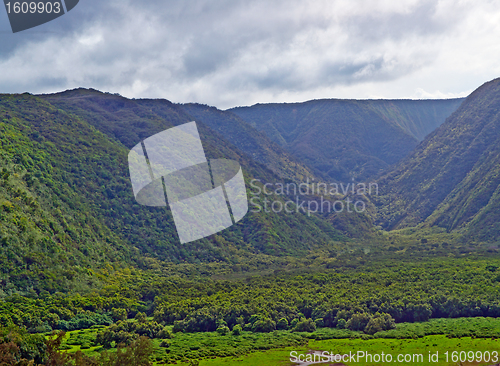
[1,0,500,109]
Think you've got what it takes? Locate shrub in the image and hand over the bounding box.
[159,340,170,348]
[216,325,230,335]
[158,327,173,339]
[97,336,154,366]
[232,324,242,335]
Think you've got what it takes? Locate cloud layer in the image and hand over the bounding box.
[1,0,500,108]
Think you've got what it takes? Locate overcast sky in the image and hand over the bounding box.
[1,0,499,109]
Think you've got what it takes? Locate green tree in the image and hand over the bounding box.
[251,318,276,333]
[346,313,371,331]
[112,308,127,322]
[364,313,396,335]
[336,318,347,329]
[134,313,147,324]
[277,318,288,330]
[292,318,316,332]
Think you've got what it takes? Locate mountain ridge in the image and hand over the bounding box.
[229,98,463,181]
[178,103,318,183]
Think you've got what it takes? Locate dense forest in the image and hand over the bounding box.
[1,254,500,364]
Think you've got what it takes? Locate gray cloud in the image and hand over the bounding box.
[0,0,498,108]
[343,1,449,42]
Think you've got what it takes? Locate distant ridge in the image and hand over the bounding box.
[230,98,463,181]
[179,103,318,183]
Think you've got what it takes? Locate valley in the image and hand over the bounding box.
[0,78,499,365]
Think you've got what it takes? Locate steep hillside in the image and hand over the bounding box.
[0,93,134,292]
[365,99,464,141]
[178,103,317,183]
[0,91,358,292]
[230,99,462,181]
[375,78,500,241]
[38,90,349,253]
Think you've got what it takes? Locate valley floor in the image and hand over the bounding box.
[188,335,500,366]
[2,234,500,365]
[61,318,500,366]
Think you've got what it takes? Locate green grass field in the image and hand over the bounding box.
[186,336,500,366]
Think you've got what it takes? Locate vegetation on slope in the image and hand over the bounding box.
[179,103,317,183]
[0,84,497,366]
[230,98,462,181]
[1,91,350,295]
[375,77,500,242]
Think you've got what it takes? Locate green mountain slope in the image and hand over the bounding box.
[178,103,317,183]
[374,78,500,241]
[0,90,352,290]
[43,88,351,250]
[0,93,135,292]
[230,99,462,181]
